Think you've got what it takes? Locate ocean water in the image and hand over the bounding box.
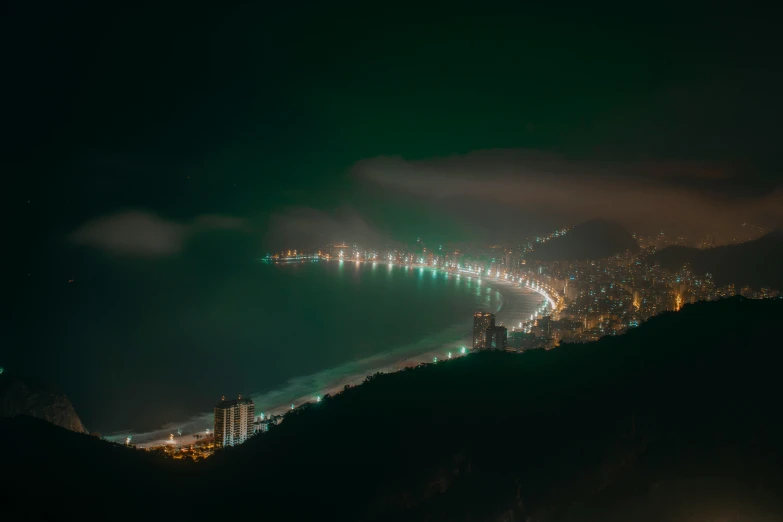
[11,234,544,439]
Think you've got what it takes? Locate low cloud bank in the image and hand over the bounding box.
[70,211,245,257]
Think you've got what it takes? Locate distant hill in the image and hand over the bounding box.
[527,219,639,261]
[0,372,87,434]
[2,297,783,520]
[652,229,783,289]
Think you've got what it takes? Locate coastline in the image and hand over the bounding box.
[117,269,545,446]
[262,276,546,415]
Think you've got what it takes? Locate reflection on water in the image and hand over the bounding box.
[90,261,540,439]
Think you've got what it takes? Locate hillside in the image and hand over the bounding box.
[0,372,88,434]
[527,219,639,261]
[652,229,783,289]
[2,297,783,520]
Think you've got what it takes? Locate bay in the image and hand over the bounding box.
[13,244,538,437]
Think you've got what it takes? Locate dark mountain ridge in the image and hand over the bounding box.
[2,297,782,520]
[652,229,783,289]
[527,219,639,261]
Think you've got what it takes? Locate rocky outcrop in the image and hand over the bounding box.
[0,372,87,434]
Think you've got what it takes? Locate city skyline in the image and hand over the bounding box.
[264,226,781,348]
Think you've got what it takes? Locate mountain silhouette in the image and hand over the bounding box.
[0,371,87,434]
[527,219,639,261]
[652,229,783,289]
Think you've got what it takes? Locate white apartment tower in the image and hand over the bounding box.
[214,395,255,448]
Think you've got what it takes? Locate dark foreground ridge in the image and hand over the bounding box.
[3,297,782,520]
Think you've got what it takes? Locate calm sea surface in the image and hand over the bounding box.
[14,250,541,435]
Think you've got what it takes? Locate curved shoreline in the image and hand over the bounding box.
[115,266,545,445]
[276,276,546,407]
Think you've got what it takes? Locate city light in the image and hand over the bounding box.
[263,227,771,359]
[433,357,438,363]
[316,395,322,402]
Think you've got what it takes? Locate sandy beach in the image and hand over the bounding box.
[264,280,544,415]
[123,272,546,446]
[264,277,546,417]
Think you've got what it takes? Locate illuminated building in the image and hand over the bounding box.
[565,280,579,301]
[330,243,350,258]
[537,316,552,337]
[473,312,495,349]
[485,325,508,351]
[214,395,255,448]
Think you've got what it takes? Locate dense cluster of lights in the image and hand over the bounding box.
[257,229,780,431]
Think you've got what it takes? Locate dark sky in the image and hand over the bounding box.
[6,3,783,261]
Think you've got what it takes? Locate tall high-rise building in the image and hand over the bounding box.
[485,325,508,351]
[473,312,495,349]
[537,316,552,337]
[214,395,255,448]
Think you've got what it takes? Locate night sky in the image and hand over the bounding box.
[8,4,782,251]
[6,6,783,363]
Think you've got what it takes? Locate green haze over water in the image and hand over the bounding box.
[13,254,539,435]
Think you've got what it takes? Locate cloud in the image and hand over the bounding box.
[266,206,390,249]
[352,149,783,237]
[70,211,245,257]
